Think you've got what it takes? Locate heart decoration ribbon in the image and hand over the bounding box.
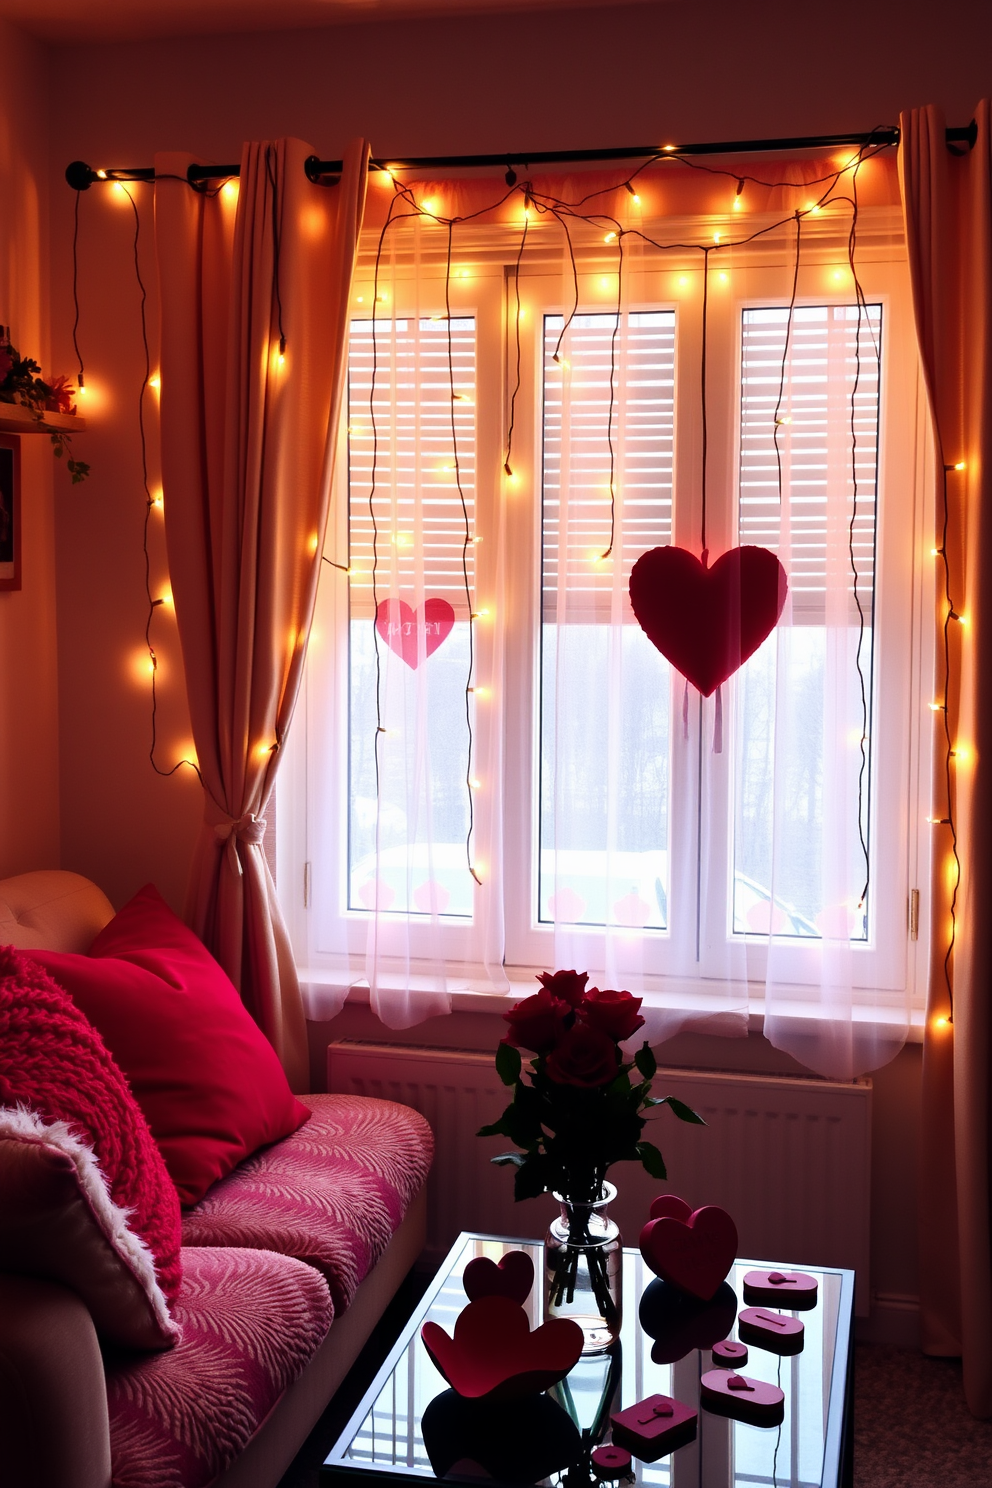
[628,544,788,698]
[375,597,455,669]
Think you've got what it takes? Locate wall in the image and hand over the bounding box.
[44,0,976,1337]
[0,19,60,878]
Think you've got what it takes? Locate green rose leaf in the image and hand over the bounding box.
[495,1040,522,1087]
[634,1042,657,1080]
[636,1140,668,1180]
[663,1096,706,1125]
[514,1155,552,1201]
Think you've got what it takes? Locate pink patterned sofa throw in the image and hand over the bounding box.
[182,1094,434,1313]
[107,1246,332,1488]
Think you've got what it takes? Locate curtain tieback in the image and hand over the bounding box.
[204,799,267,874]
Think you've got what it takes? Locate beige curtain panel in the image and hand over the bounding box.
[900,102,992,1417]
[154,137,369,1091]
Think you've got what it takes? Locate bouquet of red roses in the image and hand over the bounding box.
[479,969,703,1206]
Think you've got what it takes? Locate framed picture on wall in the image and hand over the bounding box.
[0,434,21,591]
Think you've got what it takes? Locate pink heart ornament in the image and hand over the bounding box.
[421,1295,584,1402]
[639,1204,739,1301]
[375,597,455,669]
[463,1250,534,1305]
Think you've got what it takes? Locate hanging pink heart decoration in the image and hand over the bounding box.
[375,598,455,669]
[628,546,788,697]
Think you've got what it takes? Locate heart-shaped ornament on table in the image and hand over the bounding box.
[629,545,788,697]
[422,1294,583,1402]
[375,597,455,669]
[639,1204,739,1302]
[648,1194,693,1224]
[463,1250,534,1305]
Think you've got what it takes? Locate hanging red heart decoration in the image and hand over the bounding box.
[628,546,788,697]
[375,598,455,669]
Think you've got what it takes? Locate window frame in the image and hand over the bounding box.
[279,208,933,1021]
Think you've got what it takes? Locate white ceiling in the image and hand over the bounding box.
[0,0,660,45]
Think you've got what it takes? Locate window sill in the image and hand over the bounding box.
[297,966,926,1043]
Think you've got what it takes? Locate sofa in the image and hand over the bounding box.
[0,869,434,1488]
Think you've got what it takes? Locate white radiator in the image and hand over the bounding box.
[327,1041,872,1314]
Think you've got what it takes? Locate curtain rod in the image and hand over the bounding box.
[64,121,976,191]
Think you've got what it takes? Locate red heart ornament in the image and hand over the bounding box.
[375,597,455,669]
[463,1250,534,1305]
[629,545,788,697]
[649,1194,693,1223]
[639,1204,739,1301]
[422,1295,584,1402]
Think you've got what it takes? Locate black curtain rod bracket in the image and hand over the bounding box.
[65,121,976,192]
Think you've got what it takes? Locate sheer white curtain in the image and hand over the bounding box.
[305,216,506,1027]
[302,167,919,1071]
[729,241,918,1079]
[543,228,749,1048]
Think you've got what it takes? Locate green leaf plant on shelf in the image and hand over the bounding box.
[0,326,90,484]
[479,971,704,1345]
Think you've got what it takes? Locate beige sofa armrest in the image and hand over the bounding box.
[0,1273,112,1488]
[0,870,115,952]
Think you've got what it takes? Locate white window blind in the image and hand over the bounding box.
[538,310,676,930]
[734,303,883,942]
[346,315,478,918]
[738,304,881,622]
[347,316,477,617]
[542,311,675,621]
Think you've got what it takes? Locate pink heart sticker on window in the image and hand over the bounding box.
[375,598,455,669]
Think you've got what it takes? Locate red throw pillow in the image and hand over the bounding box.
[0,946,182,1350]
[27,885,310,1207]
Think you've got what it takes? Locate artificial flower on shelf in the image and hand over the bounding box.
[478,970,704,1349]
[0,326,90,484]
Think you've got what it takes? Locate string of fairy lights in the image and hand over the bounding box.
[69,135,961,1012]
[363,144,881,913]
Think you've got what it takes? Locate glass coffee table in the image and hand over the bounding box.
[322,1233,854,1488]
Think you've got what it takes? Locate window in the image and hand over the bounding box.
[282,203,931,1022]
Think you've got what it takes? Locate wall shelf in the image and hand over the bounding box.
[0,403,87,435]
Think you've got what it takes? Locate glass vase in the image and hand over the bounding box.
[544,1181,622,1353]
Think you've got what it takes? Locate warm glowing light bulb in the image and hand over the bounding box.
[470,778,482,790]
[151,490,164,509]
[929,701,944,711]
[421,198,438,215]
[113,181,129,198]
[713,231,721,243]
[662,144,676,152]
[718,271,728,283]
[832,269,845,282]
[956,613,969,625]
[931,547,942,556]
[954,460,967,470]
[678,275,689,287]
[222,180,239,201]
[148,374,161,391]
[953,745,971,762]
[474,686,490,699]
[599,276,611,289]
[96,169,108,180]
[159,588,173,607]
[308,532,319,556]
[733,198,742,211]
[604,231,617,244]
[630,193,641,205]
